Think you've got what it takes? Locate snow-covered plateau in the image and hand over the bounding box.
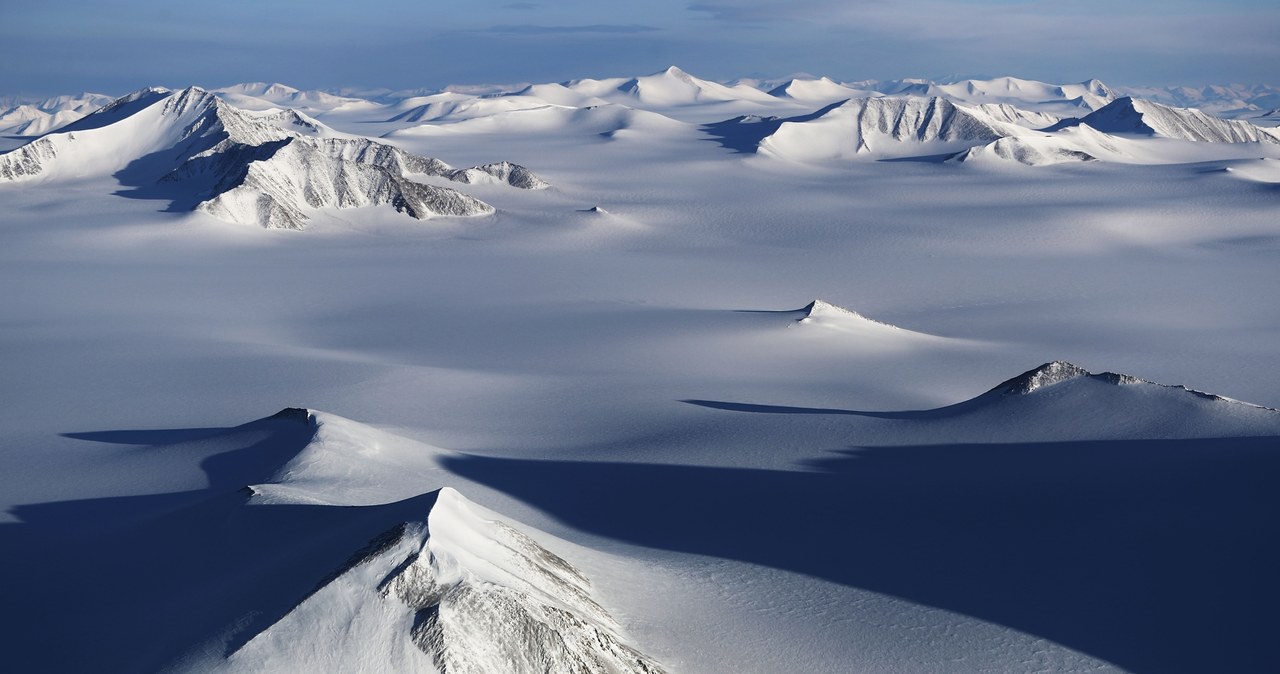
[2,68,1278,673]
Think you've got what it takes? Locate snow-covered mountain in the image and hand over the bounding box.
[767,77,880,105]
[4,407,665,672]
[220,486,664,673]
[569,66,779,108]
[0,87,547,229]
[3,67,1279,674]
[0,92,114,136]
[751,96,1020,161]
[1060,97,1280,143]
[211,82,378,114]
[1114,82,1280,117]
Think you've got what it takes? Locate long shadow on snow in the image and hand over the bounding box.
[701,100,847,154]
[2,409,439,673]
[443,435,1280,674]
[682,390,1012,419]
[110,139,290,214]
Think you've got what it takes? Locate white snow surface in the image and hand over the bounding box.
[3,67,1280,674]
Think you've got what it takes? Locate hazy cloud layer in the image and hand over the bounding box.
[486,24,661,34]
[0,0,1275,95]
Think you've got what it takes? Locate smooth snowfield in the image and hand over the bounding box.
[2,68,1279,673]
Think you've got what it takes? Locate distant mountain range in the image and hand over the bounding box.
[3,68,1278,227]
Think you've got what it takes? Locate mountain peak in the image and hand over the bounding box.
[662,65,692,80]
[996,361,1092,394]
[229,485,666,673]
[1068,96,1280,143]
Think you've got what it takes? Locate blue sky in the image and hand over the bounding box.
[3,0,1277,95]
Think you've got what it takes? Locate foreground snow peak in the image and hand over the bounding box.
[224,487,664,674]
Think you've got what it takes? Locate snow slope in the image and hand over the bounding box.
[2,407,663,672]
[217,487,663,674]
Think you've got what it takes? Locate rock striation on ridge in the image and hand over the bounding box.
[0,87,548,229]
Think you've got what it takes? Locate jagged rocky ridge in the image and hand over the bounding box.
[236,487,664,673]
[990,360,1264,405]
[0,87,548,229]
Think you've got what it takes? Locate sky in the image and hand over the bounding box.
[2,0,1277,95]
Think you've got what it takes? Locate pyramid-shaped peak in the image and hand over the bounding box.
[998,361,1092,394]
[663,65,691,77]
[995,361,1093,394]
[798,299,884,323]
[802,298,857,316]
[1083,78,1113,96]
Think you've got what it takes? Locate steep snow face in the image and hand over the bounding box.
[1073,97,1280,143]
[759,96,1020,161]
[0,87,548,229]
[223,488,664,674]
[960,103,1060,129]
[0,86,289,182]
